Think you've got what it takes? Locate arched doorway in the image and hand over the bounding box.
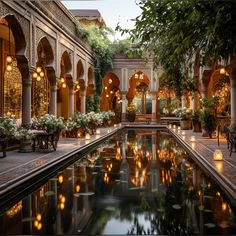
[100,72,121,112]
[127,71,151,114]
[32,37,54,117]
[74,60,85,113]
[86,66,95,112]
[0,15,27,121]
[57,51,72,119]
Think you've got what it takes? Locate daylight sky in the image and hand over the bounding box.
[61,0,142,40]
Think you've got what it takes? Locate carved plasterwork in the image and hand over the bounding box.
[0,2,30,61]
[33,1,76,36]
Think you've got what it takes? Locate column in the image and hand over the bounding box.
[121,91,127,122]
[69,86,74,118]
[50,84,57,115]
[192,92,200,112]
[151,92,157,124]
[200,68,212,99]
[230,67,236,125]
[22,76,32,127]
[80,90,86,113]
[181,95,186,108]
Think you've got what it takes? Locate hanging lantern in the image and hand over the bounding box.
[76,84,80,89]
[60,77,65,83]
[6,55,12,63]
[6,64,13,72]
[36,76,41,82]
[62,83,66,88]
[36,66,42,73]
[39,71,44,77]
[33,72,38,78]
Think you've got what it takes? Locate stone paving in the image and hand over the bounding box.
[0,124,236,205]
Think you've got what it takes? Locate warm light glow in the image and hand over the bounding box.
[108,78,112,84]
[36,67,42,73]
[106,94,109,98]
[105,86,107,90]
[215,162,223,172]
[220,68,226,75]
[39,71,44,77]
[85,134,90,140]
[60,203,65,210]
[134,73,138,79]
[62,83,66,88]
[36,76,41,81]
[181,131,186,136]
[214,149,223,161]
[190,136,196,142]
[37,223,42,230]
[222,202,227,211]
[6,64,12,72]
[33,72,38,78]
[76,185,80,193]
[60,77,65,83]
[58,175,63,184]
[34,220,39,227]
[6,55,12,63]
[76,85,80,89]
[168,124,172,129]
[110,91,113,94]
[36,214,42,221]
[61,196,66,203]
[96,129,100,135]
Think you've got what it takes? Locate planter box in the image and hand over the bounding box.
[180,120,192,130]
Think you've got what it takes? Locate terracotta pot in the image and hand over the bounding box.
[127,112,136,122]
[180,120,192,130]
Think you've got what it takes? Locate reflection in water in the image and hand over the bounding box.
[0,129,236,235]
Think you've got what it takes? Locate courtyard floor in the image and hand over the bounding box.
[0,124,236,206]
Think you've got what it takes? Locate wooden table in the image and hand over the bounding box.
[32,130,56,151]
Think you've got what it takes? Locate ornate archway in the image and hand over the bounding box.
[57,51,72,119]
[127,71,151,114]
[74,59,85,113]
[32,37,55,117]
[0,15,28,120]
[100,72,121,111]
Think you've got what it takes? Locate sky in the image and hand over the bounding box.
[61,0,142,40]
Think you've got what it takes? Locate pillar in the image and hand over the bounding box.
[80,90,86,113]
[50,84,57,115]
[22,76,32,127]
[69,86,74,118]
[121,91,127,122]
[151,92,157,124]
[201,68,212,99]
[230,67,236,125]
[181,95,186,108]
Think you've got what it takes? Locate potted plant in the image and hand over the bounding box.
[191,110,202,132]
[127,103,136,122]
[201,110,217,138]
[15,127,35,152]
[200,97,219,138]
[175,107,192,130]
[32,114,66,147]
[0,117,17,157]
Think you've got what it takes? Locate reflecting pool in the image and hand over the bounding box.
[0,129,236,235]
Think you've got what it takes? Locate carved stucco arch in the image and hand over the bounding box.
[0,2,30,60]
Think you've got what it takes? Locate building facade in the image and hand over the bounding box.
[0,0,95,126]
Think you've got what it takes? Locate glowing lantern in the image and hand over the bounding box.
[36,67,42,73]
[214,149,223,161]
[58,175,63,184]
[6,64,12,72]
[6,55,12,63]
